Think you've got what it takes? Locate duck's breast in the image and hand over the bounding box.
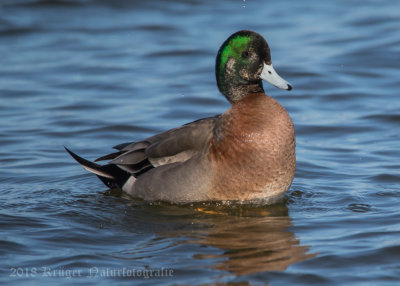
[209,93,295,201]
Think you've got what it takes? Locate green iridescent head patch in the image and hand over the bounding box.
[219,35,251,71]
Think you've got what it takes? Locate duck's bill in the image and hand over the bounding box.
[260,63,292,90]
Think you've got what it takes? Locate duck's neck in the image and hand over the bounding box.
[219,80,265,103]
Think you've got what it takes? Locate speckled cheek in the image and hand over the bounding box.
[239,56,263,81]
[226,58,235,75]
[239,68,251,81]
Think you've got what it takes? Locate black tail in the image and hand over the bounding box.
[64,147,130,189]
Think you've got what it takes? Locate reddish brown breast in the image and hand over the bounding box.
[209,93,295,201]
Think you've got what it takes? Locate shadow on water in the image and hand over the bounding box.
[119,199,315,276]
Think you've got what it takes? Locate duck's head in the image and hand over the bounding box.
[216,30,292,103]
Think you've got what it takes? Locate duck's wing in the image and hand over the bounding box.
[98,116,218,177]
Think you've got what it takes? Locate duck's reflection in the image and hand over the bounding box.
[183,204,314,275]
[123,200,314,276]
[192,206,313,275]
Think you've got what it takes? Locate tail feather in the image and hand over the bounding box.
[65,147,130,189]
[94,151,123,162]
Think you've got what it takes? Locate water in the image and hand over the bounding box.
[1,0,400,285]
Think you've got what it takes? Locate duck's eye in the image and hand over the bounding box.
[241,50,250,58]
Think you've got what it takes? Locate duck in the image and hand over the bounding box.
[66,30,295,204]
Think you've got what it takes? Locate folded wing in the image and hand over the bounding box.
[95,116,218,178]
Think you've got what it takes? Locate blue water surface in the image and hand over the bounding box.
[1,0,400,285]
